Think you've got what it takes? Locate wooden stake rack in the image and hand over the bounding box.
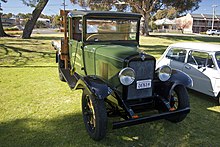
[60,9,71,69]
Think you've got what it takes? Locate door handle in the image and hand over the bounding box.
[185,65,191,69]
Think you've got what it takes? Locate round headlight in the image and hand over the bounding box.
[118,67,135,86]
[157,65,172,81]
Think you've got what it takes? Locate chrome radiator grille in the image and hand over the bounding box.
[126,60,155,100]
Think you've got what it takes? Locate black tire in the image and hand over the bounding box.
[82,89,107,141]
[58,56,65,82]
[166,85,189,123]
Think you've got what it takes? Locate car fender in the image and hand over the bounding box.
[74,76,111,100]
[154,69,192,98]
[168,69,193,88]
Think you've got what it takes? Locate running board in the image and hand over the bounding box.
[112,107,190,129]
[60,68,80,89]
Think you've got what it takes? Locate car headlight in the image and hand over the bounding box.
[157,65,172,81]
[119,67,135,86]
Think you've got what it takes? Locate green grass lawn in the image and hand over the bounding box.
[0,34,220,146]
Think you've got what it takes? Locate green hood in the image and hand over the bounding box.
[97,45,139,61]
[83,44,140,83]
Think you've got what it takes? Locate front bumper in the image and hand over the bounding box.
[112,107,190,129]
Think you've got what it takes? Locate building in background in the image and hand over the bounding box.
[176,13,220,33]
[154,18,176,33]
[1,18,16,27]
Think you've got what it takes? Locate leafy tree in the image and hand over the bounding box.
[17,13,32,19]
[51,14,61,28]
[2,12,13,18]
[36,20,46,28]
[70,0,114,11]
[22,0,49,39]
[155,8,177,20]
[0,0,10,37]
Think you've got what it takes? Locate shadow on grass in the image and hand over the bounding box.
[188,89,219,108]
[0,100,219,147]
[0,44,55,66]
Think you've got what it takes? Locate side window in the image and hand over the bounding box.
[166,48,186,63]
[187,51,209,67]
[71,18,82,41]
[207,55,215,68]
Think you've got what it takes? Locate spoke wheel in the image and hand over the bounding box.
[82,89,107,141]
[170,90,179,111]
[166,85,189,123]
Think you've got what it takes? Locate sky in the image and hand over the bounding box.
[1,0,220,16]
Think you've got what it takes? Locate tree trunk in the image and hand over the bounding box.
[0,13,10,37]
[141,13,150,36]
[22,0,49,39]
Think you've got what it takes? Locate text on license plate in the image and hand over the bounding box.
[136,79,151,89]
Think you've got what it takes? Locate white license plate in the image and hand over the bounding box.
[136,80,151,89]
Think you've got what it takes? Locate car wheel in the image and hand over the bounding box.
[82,89,107,141]
[58,55,66,82]
[166,85,189,123]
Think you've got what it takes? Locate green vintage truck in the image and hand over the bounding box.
[52,10,192,141]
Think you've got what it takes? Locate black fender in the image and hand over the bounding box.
[154,69,192,98]
[168,69,193,97]
[74,76,111,100]
[168,69,193,88]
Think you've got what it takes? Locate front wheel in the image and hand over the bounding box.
[82,89,107,141]
[166,85,189,123]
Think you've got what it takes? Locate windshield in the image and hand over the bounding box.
[85,18,138,42]
[215,51,220,68]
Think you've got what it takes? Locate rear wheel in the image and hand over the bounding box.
[82,89,107,141]
[58,55,65,82]
[166,85,189,123]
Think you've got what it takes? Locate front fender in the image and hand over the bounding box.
[74,76,111,100]
[168,69,193,88]
[154,69,192,98]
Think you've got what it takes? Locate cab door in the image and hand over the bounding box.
[68,17,84,75]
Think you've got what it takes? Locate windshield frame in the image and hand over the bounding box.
[83,16,140,45]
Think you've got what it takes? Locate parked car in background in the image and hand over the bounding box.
[216,30,220,35]
[157,42,220,104]
[206,29,220,35]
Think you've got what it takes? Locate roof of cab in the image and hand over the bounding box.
[169,42,220,52]
[68,10,142,18]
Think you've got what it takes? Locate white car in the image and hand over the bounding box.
[157,42,220,104]
[206,29,220,35]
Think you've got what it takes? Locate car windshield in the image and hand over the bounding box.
[85,18,138,42]
[215,51,220,68]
